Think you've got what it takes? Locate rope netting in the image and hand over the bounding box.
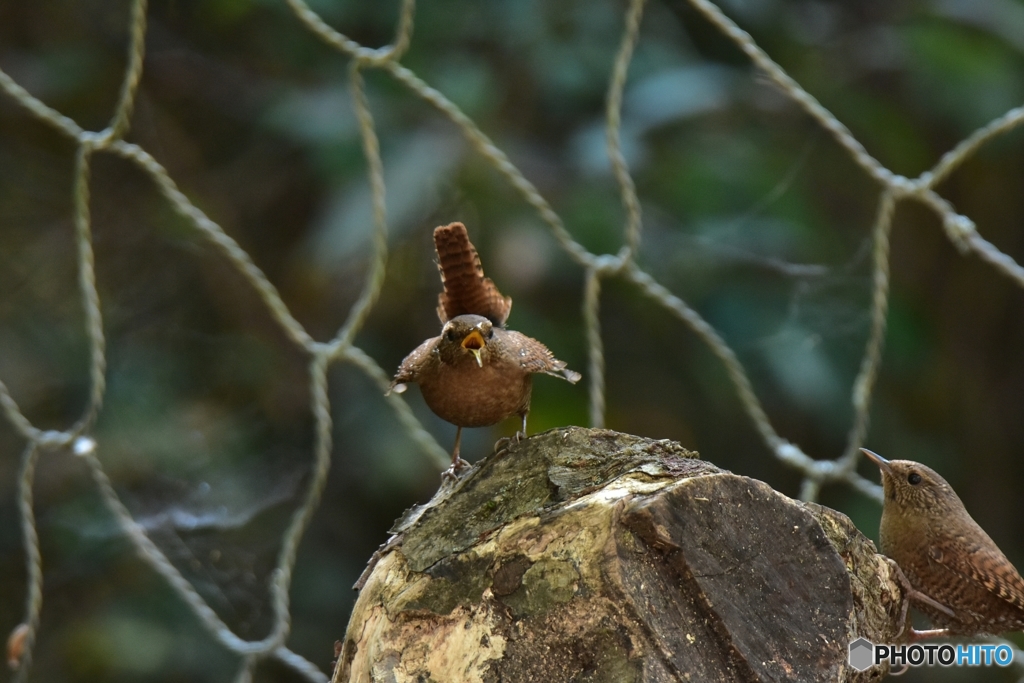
[3,0,1024,679]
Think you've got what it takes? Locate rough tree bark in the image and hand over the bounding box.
[334,428,901,682]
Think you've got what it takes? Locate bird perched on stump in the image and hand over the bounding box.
[862,448,1024,640]
[390,222,581,472]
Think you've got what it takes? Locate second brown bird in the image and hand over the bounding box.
[863,448,1024,639]
[391,223,580,470]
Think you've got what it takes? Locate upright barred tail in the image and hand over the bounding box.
[434,222,512,326]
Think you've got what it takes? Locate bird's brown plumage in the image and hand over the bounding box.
[863,448,1024,636]
[391,224,579,471]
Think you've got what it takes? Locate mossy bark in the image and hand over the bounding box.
[335,428,901,682]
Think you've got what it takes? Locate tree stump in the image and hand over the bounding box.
[335,428,901,682]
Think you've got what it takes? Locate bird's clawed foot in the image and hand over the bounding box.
[442,456,471,483]
[492,430,526,459]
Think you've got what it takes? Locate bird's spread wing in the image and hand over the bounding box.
[931,534,1024,614]
[501,330,581,383]
[389,336,438,391]
[434,222,512,326]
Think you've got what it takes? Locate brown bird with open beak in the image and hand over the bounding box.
[390,223,581,472]
[862,448,1024,640]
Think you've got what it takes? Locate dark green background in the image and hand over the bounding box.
[2,0,1024,681]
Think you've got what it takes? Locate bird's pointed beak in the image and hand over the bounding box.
[461,329,486,368]
[860,448,892,475]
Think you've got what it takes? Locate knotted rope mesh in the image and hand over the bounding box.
[3,0,1024,680]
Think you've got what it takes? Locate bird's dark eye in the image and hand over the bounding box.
[446,330,455,342]
[907,472,922,486]
[486,327,493,339]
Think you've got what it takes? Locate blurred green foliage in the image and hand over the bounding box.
[2,0,1024,681]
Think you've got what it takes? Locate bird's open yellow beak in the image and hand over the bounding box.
[461,329,486,367]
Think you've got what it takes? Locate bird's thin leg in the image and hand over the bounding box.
[516,411,528,443]
[907,629,951,642]
[443,427,470,479]
[452,426,466,467]
[887,560,953,641]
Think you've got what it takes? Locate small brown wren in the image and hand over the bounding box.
[862,448,1024,639]
[391,223,580,470]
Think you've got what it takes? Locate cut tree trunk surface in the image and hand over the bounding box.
[336,428,902,682]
